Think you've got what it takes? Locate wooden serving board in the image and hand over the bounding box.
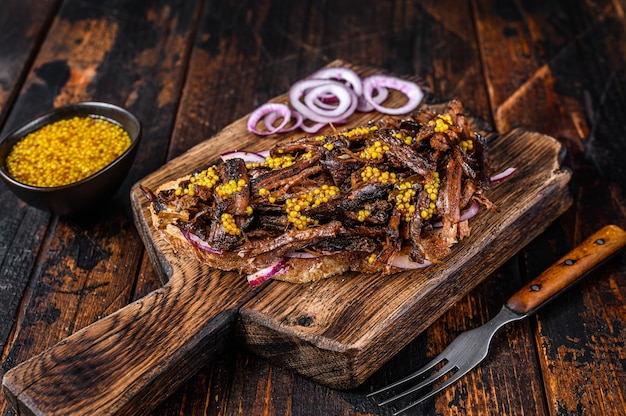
[2,62,572,415]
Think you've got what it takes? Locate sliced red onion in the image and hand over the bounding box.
[432,201,481,228]
[390,253,432,269]
[247,259,288,286]
[490,167,517,184]
[459,201,480,222]
[289,79,358,123]
[248,66,423,136]
[284,250,319,259]
[300,120,328,134]
[357,86,389,112]
[256,149,271,158]
[309,66,363,96]
[310,93,341,110]
[247,103,292,135]
[303,83,355,118]
[318,93,339,105]
[264,108,303,133]
[362,75,423,115]
[182,230,222,255]
[220,150,266,164]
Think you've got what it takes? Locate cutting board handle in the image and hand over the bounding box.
[2,268,253,415]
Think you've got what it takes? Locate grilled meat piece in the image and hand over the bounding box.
[143,100,495,281]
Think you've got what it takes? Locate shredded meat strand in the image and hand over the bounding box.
[144,99,494,274]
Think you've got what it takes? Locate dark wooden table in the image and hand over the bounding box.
[1,0,625,415]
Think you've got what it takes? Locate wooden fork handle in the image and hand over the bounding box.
[506,225,626,315]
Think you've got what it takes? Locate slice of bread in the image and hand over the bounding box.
[142,100,491,286]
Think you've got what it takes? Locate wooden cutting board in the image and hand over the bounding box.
[2,62,572,415]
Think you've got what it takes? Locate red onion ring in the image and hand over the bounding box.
[309,66,364,96]
[433,201,481,228]
[220,150,266,164]
[247,66,424,136]
[247,259,288,286]
[303,83,355,118]
[284,251,320,259]
[390,253,432,269]
[357,86,389,112]
[264,108,303,133]
[459,201,480,222]
[362,74,423,115]
[289,79,358,123]
[300,121,328,134]
[490,167,517,183]
[182,230,222,255]
[247,103,292,135]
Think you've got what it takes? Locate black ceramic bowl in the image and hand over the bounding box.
[0,102,142,216]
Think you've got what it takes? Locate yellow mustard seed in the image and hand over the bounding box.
[284,185,339,229]
[265,154,295,169]
[434,118,449,133]
[6,116,131,187]
[439,114,453,124]
[360,166,397,185]
[340,125,377,139]
[460,139,474,152]
[216,178,246,198]
[357,209,371,222]
[393,181,417,222]
[420,172,441,220]
[359,141,389,160]
[221,213,241,236]
[176,166,220,196]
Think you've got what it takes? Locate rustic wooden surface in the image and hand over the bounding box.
[1,0,625,415]
[1,115,572,416]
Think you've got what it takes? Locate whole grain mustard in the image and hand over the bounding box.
[6,116,131,187]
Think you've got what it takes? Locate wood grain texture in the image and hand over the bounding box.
[473,1,626,414]
[3,0,626,415]
[3,262,258,415]
[238,126,572,389]
[3,60,572,415]
[0,0,60,124]
[0,0,61,376]
[137,62,572,391]
[0,0,202,415]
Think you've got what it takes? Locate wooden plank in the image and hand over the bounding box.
[128,0,528,414]
[0,0,61,124]
[3,58,572,414]
[474,0,626,414]
[238,126,571,389]
[0,0,61,377]
[0,0,202,414]
[3,261,258,415]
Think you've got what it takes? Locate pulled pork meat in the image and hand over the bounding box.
[142,99,494,273]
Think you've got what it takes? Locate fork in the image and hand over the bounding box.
[368,225,626,415]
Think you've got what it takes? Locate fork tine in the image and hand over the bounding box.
[389,368,468,415]
[375,360,457,406]
[367,353,446,398]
